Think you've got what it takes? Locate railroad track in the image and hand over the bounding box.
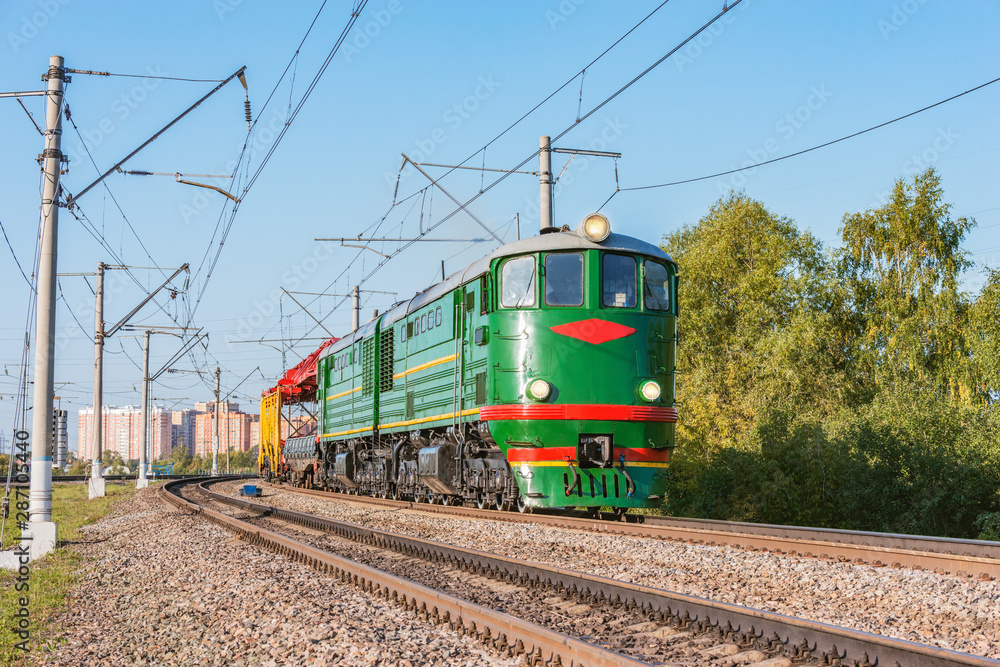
[262,482,1000,581]
[165,477,998,667]
[165,477,649,667]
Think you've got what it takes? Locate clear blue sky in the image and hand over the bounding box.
[1,1,998,454]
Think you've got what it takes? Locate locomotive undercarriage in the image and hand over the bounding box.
[312,421,521,509]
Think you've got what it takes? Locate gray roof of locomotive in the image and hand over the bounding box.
[320,229,673,360]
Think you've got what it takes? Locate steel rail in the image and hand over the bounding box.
[161,478,654,667]
[643,515,1000,559]
[263,483,1000,580]
[7,473,247,485]
[203,480,1000,667]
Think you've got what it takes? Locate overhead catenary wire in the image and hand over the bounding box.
[0,216,34,289]
[284,0,681,340]
[183,0,367,334]
[79,71,225,83]
[2,166,46,518]
[65,104,169,279]
[289,1,746,349]
[281,1,698,349]
[621,73,1000,192]
[257,6,673,350]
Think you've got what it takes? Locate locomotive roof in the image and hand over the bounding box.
[321,229,674,359]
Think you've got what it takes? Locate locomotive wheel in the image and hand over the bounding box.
[516,496,532,514]
[614,507,629,520]
[476,493,489,510]
[495,494,512,512]
[391,485,400,500]
[586,506,601,519]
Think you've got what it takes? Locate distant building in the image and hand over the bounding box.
[249,420,260,452]
[78,400,263,462]
[170,409,197,455]
[194,401,239,414]
[193,406,257,456]
[78,405,171,461]
[281,415,316,441]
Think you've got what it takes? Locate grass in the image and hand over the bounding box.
[0,482,137,664]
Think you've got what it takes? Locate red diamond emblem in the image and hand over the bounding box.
[550,319,637,345]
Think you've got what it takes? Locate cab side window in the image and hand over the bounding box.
[602,254,636,308]
[544,253,584,306]
[643,260,671,311]
[500,256,536,308]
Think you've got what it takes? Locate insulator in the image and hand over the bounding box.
[244,97,252,131]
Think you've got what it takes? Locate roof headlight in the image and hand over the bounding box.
[639,380,661,402]
[526,378,552,401]
[580,213,611,243]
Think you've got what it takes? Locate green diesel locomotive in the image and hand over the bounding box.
[313,214,678,513]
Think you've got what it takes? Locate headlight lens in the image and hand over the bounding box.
[580,213,611,242]
[639,380,661,402]
[526,379,552,401]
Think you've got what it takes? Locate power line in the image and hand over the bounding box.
[65,104,167,277]
[218,1,672,354]
[185,0,368,330]
[358,4,746,294]
[286,2,725,350]
[57,278,94,343]
[99,72,225,83]
[428,0,675,186]
[621,73,1000,192]
[0,216,33,289]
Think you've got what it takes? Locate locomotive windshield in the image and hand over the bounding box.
[499,250,673,312]
[500,256,536,307]
[544,253,584,306]
[602,253,637,308]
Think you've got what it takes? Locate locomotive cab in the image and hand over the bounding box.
[482,215,679,510]
[314,213,678,514]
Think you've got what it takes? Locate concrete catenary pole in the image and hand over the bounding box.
[539,135,554,232]
[352,285,360,331]
[27,55,66,558]
[136,330,150,489]
[212,366,220,475]
[89,262,106,499]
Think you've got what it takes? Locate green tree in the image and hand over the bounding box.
[662,191,839,459]
[968,268,1000,402]
[168,443,193,472]
[839,168,975,399]
[660,176,999,538]
[228,448,252,470]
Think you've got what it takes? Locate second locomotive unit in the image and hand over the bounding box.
[273,213,678,514]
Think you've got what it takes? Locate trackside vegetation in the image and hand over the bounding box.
[0,483,135,663]
[662,169,1000,540]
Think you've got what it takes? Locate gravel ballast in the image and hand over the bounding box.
[224,482,1000,659]
[44,487,520,667]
